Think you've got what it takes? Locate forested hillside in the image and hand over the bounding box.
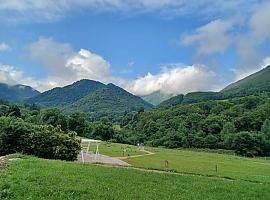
[28,80,152,121]
[120,94,270,157]
[0,83,40,102]
[222,65,270,96]
[63,83,153,121]
[27,79,105,107]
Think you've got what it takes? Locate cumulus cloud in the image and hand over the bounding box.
[0,42,11,52]
[126,64,223,96]
[180,2,270,81]
[0,64,23,85]
[66,49,111,81]
[27,37,113,91]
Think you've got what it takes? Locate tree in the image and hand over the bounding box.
[8,105,21,118]
[232,132,264,157]
[261,119,270,140]
[68,112,87,136]
[204,134,218,149]
[0,117,31,156]
[41,108,68,131]
[221,122,236,135]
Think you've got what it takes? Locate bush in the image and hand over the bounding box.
[232,132,265,157]
[0,117,31,156]
[0,117,81,161]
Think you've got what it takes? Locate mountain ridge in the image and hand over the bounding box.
[0,83,40,102]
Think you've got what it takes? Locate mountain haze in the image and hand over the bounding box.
[141,91,174,106]
[0,83,40,102]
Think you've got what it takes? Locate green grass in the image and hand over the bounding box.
[1,156,269,200]
[81,141,146,157]
[81,142,270,183]
[126,147,270,183]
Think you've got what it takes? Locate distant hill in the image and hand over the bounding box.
[222,65,270,97]
[157,94,184,109]
[63,83,153,121]
[0,83,40,102]
[28,80,153,121]
[141,91,174,106]
[27,79,104,108]
[156,66,270,108]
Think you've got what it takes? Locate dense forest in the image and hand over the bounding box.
[119,94,270,157]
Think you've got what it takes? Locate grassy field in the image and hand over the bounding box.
[1,156,269,200]
[126,147,270,183]
[82,142,270,183]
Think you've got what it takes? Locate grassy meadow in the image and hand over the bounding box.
[1,156,269,200]
[82,142,270,184]
[126,147,270,183]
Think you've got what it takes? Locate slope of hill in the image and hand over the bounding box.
[63,83,153,121]
[0,83,40,102]
[141,91,174,106]
[157,94,184,109]
[156,66,270,108]
[27,79,105,108]
[28,80,153,121]
[222,65,270,97]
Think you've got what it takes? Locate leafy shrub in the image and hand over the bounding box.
[0,117,31,156]
[0,117,81,161]
[232,132,265,157]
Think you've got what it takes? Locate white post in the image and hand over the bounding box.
[87,142,91,154]
[81,150,85,164]
[94,142,99,160]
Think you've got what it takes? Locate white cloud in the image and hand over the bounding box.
[66,49,111,81]
[27,37,112,91]
[126,64,223,96]
[250,2,270,40]
[0,64,23,85]
[0,0,262,23]
[181,19,235,57]
[231,57,270,81]
[0,42,11,52]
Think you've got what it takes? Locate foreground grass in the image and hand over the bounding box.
[0,156,269,200]
[126,147,270,184]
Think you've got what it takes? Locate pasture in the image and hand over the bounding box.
[1,156,269,200]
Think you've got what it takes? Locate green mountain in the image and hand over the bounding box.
[28,80,153,121]
[0,83,40,102]
[222,65,270,97]
[157,94,184,109]
[156,66,270,107]
[63,83,153,121]
[27,79,104,108]
[141,91,174,106]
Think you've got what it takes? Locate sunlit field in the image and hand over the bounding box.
[1,156,269,200]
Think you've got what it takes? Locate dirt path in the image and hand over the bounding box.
[77,152,130,166]
[114,149,155,160]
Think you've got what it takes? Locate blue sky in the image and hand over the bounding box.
[0,0,270,95]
